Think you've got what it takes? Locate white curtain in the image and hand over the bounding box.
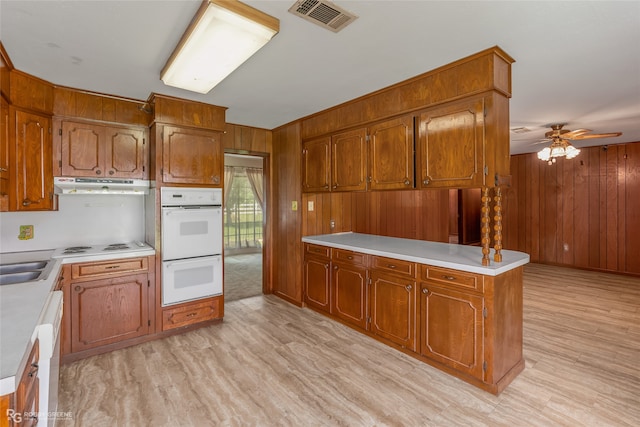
[245,167,264,209]
[223,166,234,205]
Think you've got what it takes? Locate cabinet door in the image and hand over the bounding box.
[13,109,53,210]
[419,283,484,380]
[331,128,367,191]
[0,97,8,211]
[331,262,367,330]
[417,98,485,188]
[162,125,222,186]
[369,271,416,351]
[301,136,331,192]
[303,257,331,313]
[71,273,149,352]
[104,126,146,178]
[60,121,104,177]
[368,115,414,190]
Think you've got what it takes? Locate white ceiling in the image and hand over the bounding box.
[1,0,639,155]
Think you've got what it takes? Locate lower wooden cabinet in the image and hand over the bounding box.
[331,250,368,330]
[70,273,149,352]
[302,242,524,394]
[61,256,152,357]
[1,341,40,427]
[162,297,222,331]
[419,283,484,379]
[369,270,417,351]
[303,245,331,313]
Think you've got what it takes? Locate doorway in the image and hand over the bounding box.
[223,154,265,301]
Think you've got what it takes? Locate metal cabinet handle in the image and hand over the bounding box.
[422,288,429,294]
[324,263,329,269]
[347,256,353,260]
[186,312,197,318]
[332,184,337,189]
[405,285,412,291]
[324,185,329,189]
[28,363,39,377]
[404,179,410,185]
[0,167,7,172]
[22,199,31,206]
[96,169,102,175]
[333,265,338,270]
[74,286,82,292]
[442,275,456,281]
[387,264,396,269]
[423,179,430,185]
[108,170,114,175]
[105,265,120,270]
[212,176,220,184]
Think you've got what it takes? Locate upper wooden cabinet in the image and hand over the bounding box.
[301,136,330,192]
[59,120,147,178]
[12,108,53,211]
[416,97,485,188]
[160,125,222,186]
[331,128,367,192]
[0,97,9,211]
[302,129,367,193]
[368,115,414,190]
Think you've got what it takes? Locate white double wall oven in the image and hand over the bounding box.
[160,187,223,306]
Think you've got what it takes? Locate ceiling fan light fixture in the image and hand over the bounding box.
[565,144,580,159]
[161,0,279,94]
[537,147,551,161]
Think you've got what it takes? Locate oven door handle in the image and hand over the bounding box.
[163,256,220,269]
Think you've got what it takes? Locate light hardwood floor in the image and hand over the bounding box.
[57,263,640,426]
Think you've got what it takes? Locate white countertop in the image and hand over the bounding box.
[0,250,60,395]
[0,247,156,395]
[302,232,529,276]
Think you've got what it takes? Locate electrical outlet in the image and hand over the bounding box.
[563,243,569,252]
[292,201,298,211]
[308,201,314,211]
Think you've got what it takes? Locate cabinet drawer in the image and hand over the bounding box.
[71,257,148,280]
[332,248,366,266]
[421,265,484,293]
[371,256,416,277]
[305,243,330,258]
[162,298,222,331]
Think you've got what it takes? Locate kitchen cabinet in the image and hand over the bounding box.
[300,234,526,394]
[160,125,222,186]
[162,297,222,331]
[368,115,414,190]
[0,342,39,427]
[62,257,151,355]
[419,282,485,380]
[11,108,53,211]
[331,249,368,330]
[0,96,8,211]
[303,243,331,313]
[59,120,146,178]
[302,128,367,193]
[301,136,330,192]
[14,341,39,427]
[369,256,417,351]
[416,97,485,188]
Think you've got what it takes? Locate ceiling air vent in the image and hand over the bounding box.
[288,0,358,33]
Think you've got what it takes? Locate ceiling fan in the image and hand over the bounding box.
[536,123,622,164]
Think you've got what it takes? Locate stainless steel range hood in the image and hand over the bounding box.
[54,177,150,195]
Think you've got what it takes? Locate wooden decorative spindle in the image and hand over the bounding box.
[481,187,491,266]
[493,186,503,262]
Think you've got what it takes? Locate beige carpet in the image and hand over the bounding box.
[224,252,262,302]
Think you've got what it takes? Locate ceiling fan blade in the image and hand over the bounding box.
[562,129,591,139]
[570,132,622,140]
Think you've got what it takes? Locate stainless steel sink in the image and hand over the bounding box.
[0,261,49,274]
[0,260,52,285]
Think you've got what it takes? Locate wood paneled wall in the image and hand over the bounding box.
[301,189,450,242]
[504,141,640,275]
[271,122,303,304]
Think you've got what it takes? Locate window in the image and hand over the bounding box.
[224,168,263,251]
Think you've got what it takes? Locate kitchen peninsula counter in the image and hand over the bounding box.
[301,232,529,394]
[302,232,529,275]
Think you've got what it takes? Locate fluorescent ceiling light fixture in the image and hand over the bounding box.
[161,0,279,94]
